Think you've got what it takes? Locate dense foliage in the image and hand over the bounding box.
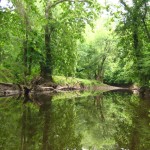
[115,0,150,86]
[77,0,150,86]
[0,0,150,87]
[76,20,116,82]
[0,0,100,83]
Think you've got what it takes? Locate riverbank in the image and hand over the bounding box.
[0,76,126,97]
[1,76,150,98]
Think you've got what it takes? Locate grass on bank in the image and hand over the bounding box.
[0,68,14,83]
[0,68,104,88]
[53,75,104,88]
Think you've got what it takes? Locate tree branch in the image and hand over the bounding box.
[137,0,149,9]
[120,0,131,14]
[141,2,150,41]
[50,0,91,9]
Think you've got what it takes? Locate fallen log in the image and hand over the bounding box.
[36,86,54,91]
[0,90,20,97]
[0,82,15,87]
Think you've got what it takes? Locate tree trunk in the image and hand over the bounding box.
[23,38,28,77]
[23,14,29,78]
[28,46,33,75]
[40,4,53,81]
[96,56,106,82]
[141,2,150,41]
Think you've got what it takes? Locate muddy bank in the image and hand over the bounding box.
[0,81,127,97]
[0,80,149,99]
[0,81,81,97]
[0,83,21,97]
[91,84,128,91]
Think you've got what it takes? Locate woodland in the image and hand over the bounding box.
[0,0,150,90]
[0,1,150,149]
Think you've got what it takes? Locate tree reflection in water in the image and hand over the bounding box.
[0,90,149,150]
[20,94,82,150]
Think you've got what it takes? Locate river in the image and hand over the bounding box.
[0,90,149,150]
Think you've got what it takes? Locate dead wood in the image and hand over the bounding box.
[0,82,15,87]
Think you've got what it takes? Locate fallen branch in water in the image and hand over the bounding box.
[0,82,15,87]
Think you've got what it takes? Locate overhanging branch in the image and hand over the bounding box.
[120,0,131,13]
[50,0,92,9]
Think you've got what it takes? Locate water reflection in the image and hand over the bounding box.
[0,90,149,150]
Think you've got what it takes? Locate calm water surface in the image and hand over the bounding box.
[0,90,149,150]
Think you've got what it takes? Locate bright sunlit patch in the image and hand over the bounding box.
[0,0,13,8]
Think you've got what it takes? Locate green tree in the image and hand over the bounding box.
[11,0,42,80]
[1,0,100,83]
[0,4,24,82]
[116,0,150,86]
[39,0,100,80]
[77,20,116,82]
